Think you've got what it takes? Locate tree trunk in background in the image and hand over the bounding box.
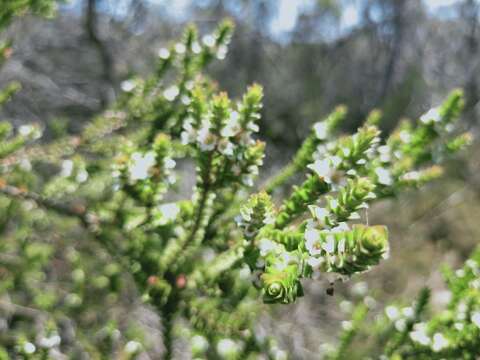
[85,0,116,107]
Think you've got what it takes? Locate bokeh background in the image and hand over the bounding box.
[1,0,480,358]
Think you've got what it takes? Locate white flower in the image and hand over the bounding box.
[375,167,393,186]
[308,205,329,225]
[181,119,197,145]
[202,34,215,47]
[197,125,217,151]
[39,334,61,348]
[274,252,298,271]
[307,159,335,183]
[191,41,202,54]
[420,107,442,124]
[385,305,400,320]
[191,335,209,353]
[241,174,254,187]
[216,45,228,59]
[378,145,391,163]
[23,342,36,354]
[321,234,335,254]
[409,323,430,346]
[158,203,180,223]
[76,169,89,183]
[395,319,406,331]
[164,158,176,169]
[60,159,74,177]
[121,80,136,92]
[174,43,186,54]
[218,139,235,156]
[19,124,34,136]
[305,228,322,255]
[125,340,142,354]
[246,121,259,132]
[402,306,414,318]
[432,332,448,352]
[129,151,156,181]
[330,222,349,233]
[163,85,179,101]
[399,131,411,144]
[314,121,328,140]
[220,111,241,137]
[158,48,170,59]
[216,338,240,357]
[471,311,480,328]
[258,238,280,257]
[342,321,353,330]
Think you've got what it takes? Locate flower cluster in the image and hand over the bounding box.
[332,248,480,359]
[239,90,468,305]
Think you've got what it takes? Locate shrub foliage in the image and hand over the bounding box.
[0,4,476,359]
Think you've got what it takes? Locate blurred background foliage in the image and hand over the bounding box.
[0,0,479,358]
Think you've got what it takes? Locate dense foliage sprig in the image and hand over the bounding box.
[328,247,480,359]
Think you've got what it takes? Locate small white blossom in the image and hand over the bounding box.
[216,338,240,357]
[121,80,136,92]
[19,124,34,137]
[378,145,391,162]
[432,332,448,352]
[181,119,197,145]
[305,228,322,255]
[274,252,298,271]
[158,203,180,223]
[241,174,255,187]
[60,159,74,177]
[216,45,228,59]
[321,234,335,254]
[163,85,179,101]
[181,95,191,105]
[174,43,186,54]
[258,238,280,257]
[471,311,480,328]
[409,323,430,346]
[385,305,400,320]
[402,306,414,318]
[191,41,202,54]
[125,341,142,354]
[202,34,215,47]
[129,151,156,181]
[197,125,217,151]
[23,342,36,354]
[314,121,328,140]
[76,169,89,183]
[39,334,61,349]
[307,159,335,183]
[218,139,235,156]
[395,318,407,331]
[158,48,170,59]
[375,167,393,186]
[220,111,241,137]
[191,335,209,353]
[399,130,411,143]
[420,107,442,124]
